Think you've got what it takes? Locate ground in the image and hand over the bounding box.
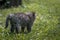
[0,0,60,40]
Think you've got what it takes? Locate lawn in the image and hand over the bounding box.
[0,0,60,40]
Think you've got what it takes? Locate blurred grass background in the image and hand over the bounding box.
[0,0,60,40]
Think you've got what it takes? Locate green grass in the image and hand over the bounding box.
[0,0,60,40]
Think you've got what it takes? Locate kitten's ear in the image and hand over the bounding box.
[32,12,35,16]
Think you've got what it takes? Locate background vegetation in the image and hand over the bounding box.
[0,0,60,40]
